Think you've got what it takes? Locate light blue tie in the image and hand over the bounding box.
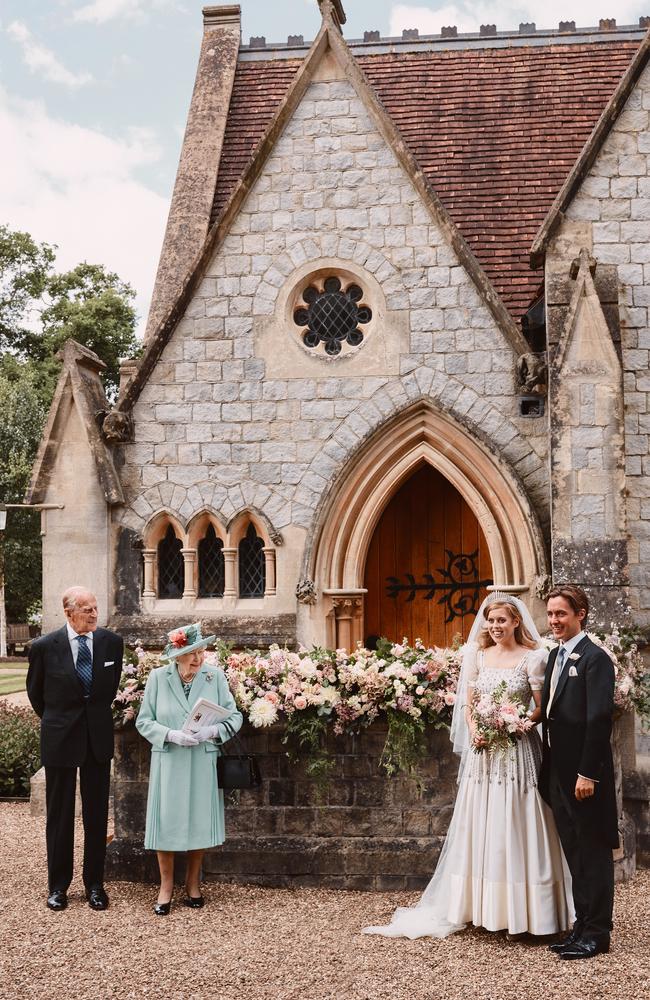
[76,634,93,696]
[550,645,566,704]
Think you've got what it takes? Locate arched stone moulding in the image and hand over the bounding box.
[141,507,279,608]
[141,509,184,602]
[309,402,547,648]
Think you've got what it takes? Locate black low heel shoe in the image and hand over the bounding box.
[153,899,172,916]
[182,894,205,909]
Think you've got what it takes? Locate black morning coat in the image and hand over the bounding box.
[27,626,124,768]
[539,635,619,849]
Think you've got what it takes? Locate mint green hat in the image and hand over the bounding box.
[162,622,216,661]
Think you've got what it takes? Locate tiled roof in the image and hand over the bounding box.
[211,38,642,325]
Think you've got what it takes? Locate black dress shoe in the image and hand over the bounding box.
[559,935,610,960]
[87,885,109,911]
[182,894,205,909]
[46,890,68,912]
[549,928,582,953]
[153,899,172,916]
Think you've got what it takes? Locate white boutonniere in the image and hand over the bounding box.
[568,665,578,677]
[567,653,581,661]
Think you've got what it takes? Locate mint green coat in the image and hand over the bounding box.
[136,663,243,851]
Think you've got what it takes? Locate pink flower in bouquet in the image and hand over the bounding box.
[294,695,307,710]
[443,691,456,706]
[265,691,279,704]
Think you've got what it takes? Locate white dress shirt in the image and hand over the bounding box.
[66,622,94,666]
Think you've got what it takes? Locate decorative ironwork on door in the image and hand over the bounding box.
[386,550,493,623]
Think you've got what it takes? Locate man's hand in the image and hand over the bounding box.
[575,775,595,800]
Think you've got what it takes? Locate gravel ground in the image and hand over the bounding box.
[0,802,648,1000]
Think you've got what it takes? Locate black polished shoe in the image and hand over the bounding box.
[548,928,582,953]
[154,896,173,916]
[182,893,205,909]
[558,935,610,960]
[46,889,68,912]
[87,885,109,911]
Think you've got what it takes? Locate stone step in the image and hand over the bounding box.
[203,834,443,884]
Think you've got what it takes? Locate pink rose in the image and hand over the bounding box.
[265,692,279,704]
[294,696,307,710]
[169,629,188,648]
[443,692,456,705]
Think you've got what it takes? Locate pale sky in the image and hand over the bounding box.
[1,0,647,336]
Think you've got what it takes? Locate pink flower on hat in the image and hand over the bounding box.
[169,629,188,648]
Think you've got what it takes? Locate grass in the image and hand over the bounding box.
[0,664,28,696]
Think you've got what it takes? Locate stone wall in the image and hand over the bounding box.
[105,723,461,889]
[555,62,650,624]
[115,72,551,641]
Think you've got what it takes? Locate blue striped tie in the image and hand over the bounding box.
[76,635,93,696]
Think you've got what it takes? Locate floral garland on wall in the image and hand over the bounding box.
[113,629,649,781]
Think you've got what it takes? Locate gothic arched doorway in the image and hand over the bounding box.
[364,463,493,647]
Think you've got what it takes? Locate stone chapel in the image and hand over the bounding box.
[28,2,650,654]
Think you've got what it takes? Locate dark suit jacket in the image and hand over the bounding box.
[539,635,618,848]
[27,626,123,768]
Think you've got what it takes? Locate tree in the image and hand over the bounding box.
[0,367,45,622]
[0,225,55,356]
[0,225,140,402]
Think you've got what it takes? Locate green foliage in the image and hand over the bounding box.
[283,709,334,792]
[0,225,55,355]
[0,365,45,620]
[0,224,140,402]
[40,262,140,400]
[0,703,41,797]
[380,709,426,778]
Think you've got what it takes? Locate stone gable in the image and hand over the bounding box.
[116,73,550,632]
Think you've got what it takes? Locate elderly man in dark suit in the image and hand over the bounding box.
[539,584,618,960]
[27,587,123,912]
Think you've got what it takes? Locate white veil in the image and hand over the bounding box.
[364,591,545,941]
[449,591,544,755]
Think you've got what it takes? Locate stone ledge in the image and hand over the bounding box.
[109,614,297,649]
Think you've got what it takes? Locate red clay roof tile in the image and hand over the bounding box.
[211,40,641,325]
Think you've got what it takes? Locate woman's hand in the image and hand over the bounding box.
[166,729,199,747]
[192,725,220,743]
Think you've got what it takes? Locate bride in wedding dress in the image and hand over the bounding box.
[364,594,573,939]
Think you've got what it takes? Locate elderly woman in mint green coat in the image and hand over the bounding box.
[136,623,242,915]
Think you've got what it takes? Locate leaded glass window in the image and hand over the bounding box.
[198,524,225,598]
[157,525,183,599]
[294,277,372,356]
[238,523,265,598]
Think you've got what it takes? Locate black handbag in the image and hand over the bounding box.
[216,722,262,790]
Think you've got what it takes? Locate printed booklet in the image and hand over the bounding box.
[182,698,234,733]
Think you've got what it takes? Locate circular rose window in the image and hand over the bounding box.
[293,277,372,356]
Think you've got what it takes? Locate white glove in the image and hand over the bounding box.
[166,729,199,747]
[191,725,221,743]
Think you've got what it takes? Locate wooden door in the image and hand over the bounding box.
[363,463,493,648]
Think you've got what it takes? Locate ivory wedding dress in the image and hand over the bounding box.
[364,647,573,939]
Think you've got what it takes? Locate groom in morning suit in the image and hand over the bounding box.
[27,587,123,911]
[539,584,618,960]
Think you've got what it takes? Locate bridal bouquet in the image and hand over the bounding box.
[470,680,534,755]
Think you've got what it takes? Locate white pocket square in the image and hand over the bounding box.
[568,665,578,677]
[103,660,115,667]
